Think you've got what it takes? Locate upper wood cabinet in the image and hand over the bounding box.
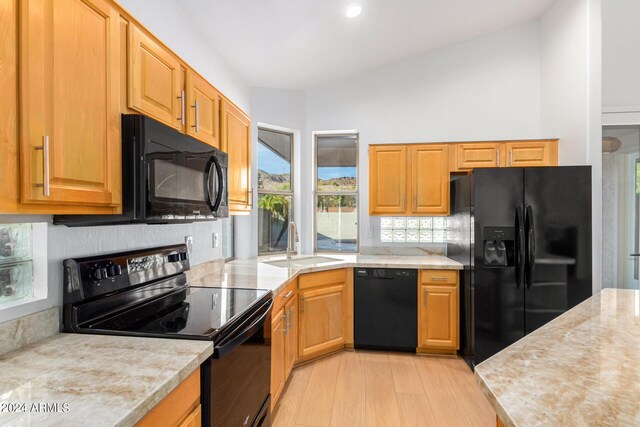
[128,23,182,130]
[185,71,220,148]
[409,144,449,215]
[455,143,501,170]
[19,0,121,208]
[369,145,408,215]
[505,140,557,167]
[221,99,252,214]
[418,270,459,352]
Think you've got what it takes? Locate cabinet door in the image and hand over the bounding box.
[456,143,501,170]
[506,141,556,167]
[20,0,121,206]
[178,405,201,427]
[369,145,408,215]
[285,297,298,378]
[418,284,459,349]
[186,71,220,148]
[128,23,182,129]
[270,308,286,407]
[0,0,18,211]
[221,99,251,213]
[298,284,346,360]
[409,144,449,215]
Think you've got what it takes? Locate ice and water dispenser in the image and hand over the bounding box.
[482,226,515,267]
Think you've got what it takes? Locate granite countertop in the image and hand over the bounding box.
[188,254,463,295]
[474,288,640,426]
[0,332,212,427]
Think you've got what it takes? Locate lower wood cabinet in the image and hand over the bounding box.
[298,283,347,361]
[136,368,201,427]
[270,280,297,409]
[418,270,459,352]
[270,307,287,407]
[284,296,298,377]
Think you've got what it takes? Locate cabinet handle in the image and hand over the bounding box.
[247,188,253,207]
[34,136,50,197]
[192,99,199,132]
[301,295,305,313]
[283,312,288,334]
[509,150,513,166]
[288,307,293,330]
[282,291,293,299]
[430,277,449,281]
[177,90,185,125]
[496,147,500,166]
[423,288,427,305]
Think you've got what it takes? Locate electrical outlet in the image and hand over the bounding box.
[185,235,193,253]
[212,232,219,249]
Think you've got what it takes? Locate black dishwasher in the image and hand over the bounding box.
[354,268,417,352]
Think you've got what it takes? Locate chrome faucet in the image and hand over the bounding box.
[286,222,299,260]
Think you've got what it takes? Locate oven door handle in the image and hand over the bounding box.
[204,156,224,213]
[213,299,273,359]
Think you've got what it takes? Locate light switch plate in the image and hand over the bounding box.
[185,235,194,253]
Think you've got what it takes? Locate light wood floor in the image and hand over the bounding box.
[273,350,495,427]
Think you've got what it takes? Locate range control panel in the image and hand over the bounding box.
[63,244,190,303]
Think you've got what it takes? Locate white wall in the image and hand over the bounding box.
[117,0,251,112]
[602,0,640,112]
[247,88,307,257]
[305,21,543,248]
[540,0,602,292]
[0,0,250,323]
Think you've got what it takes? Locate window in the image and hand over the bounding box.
[314,134,358,252]
[257,127,294,254]
[379,217,450,243]
[0,223,47,310]
[221,217,234,261]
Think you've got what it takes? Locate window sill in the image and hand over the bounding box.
[0,294,48,311]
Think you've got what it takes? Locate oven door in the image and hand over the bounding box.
[201,299,272,427]
[145,139,226,221]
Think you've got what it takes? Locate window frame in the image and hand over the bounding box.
[313,131,360,253]
[257,126,295,255]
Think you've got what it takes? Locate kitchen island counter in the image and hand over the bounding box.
[475,288,640,426]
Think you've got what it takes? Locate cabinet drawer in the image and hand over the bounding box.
[273,279,297,316]
[420,270,458,285]
[299,269,347,290]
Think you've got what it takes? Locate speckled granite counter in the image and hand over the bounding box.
[475,288,640,427]
[0,332,212,426]
[188,254,463,295]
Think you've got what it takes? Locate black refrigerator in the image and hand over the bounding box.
[448,166,592,368]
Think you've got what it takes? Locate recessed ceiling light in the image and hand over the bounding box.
[346,4,362,18]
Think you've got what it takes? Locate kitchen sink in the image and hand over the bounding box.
[263,256,341,268]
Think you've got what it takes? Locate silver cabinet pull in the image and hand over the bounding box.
[34,136,50,197]
[282,291,293,299]
[496,147,500,166]
[247,188,253,207]
[300,295,305,313]
[192,99,199,132]
[283,312,288,334]
[177,90,185,125]
[430,277,449,281]
[509,150,513,166]
[288,307,293,330]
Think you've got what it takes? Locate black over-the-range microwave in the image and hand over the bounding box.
[54,114,228,226]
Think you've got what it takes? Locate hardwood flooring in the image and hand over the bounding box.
[273,351,495,427]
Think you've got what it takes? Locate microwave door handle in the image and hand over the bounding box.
[204,157,216,212]
[212,157,224,212]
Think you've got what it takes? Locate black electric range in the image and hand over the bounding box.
[63,244,272,427]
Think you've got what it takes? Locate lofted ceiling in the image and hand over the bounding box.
[179,0,556,90]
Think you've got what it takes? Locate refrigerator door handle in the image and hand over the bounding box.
[515,205,525,289]
[525,205,536,290]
